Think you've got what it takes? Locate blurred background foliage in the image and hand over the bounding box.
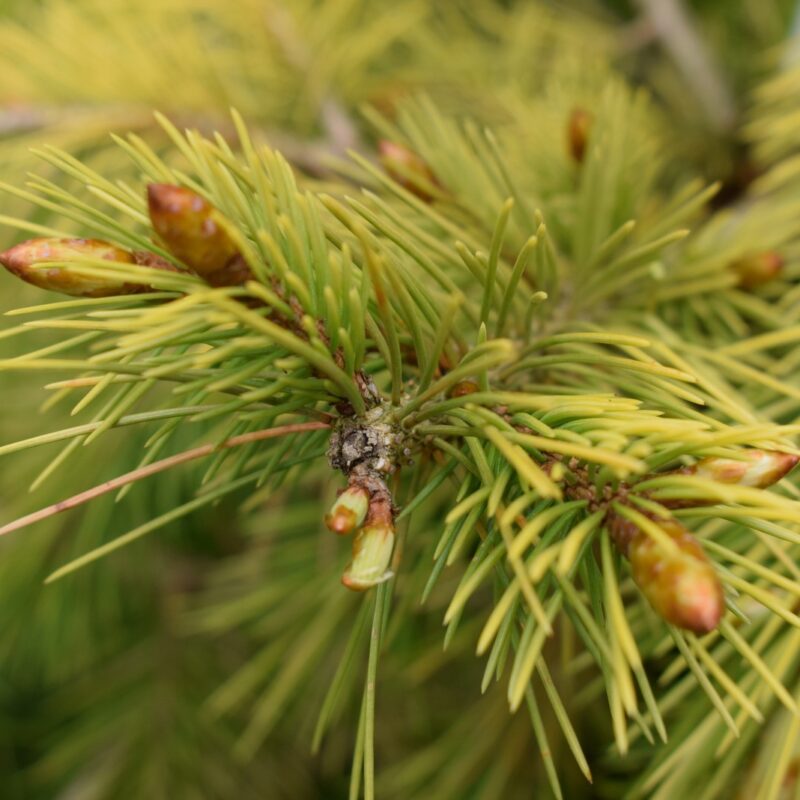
[0,1,799,798]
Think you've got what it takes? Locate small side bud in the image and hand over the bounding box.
[689,449,799,489]
[0,237,147,297]
[731,251,784,289]
[378,140,439,201]
[325,485,369,535]
[449,380,479,398]
[626,517,724,634]
[567,107,593,163]
[341,521,395,591]
[147,184,244,281]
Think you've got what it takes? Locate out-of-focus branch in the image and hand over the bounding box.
[0,103,360,177]
[783,0,800,67]
[263,3,364,158]
[0,106,52,135]
[634,0,737,132]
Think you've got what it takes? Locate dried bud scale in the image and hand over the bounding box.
[326,405,405,477]
[131,250,178,271]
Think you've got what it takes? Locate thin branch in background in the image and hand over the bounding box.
[0,420,329,538]
[0,106,55,136]
[263,3,364,159]
[634,0,737,132]
[783,0,800,67]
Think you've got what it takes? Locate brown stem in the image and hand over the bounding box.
[0,420,329,538]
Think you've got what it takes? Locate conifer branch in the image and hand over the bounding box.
[0,4,798,795]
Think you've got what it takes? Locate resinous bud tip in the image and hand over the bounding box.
[378,140,438,201]
[147,183,240,277]
[0,237,139,297]
[325,485,369,535]
[341,522,395,592]
[628,518,724,634]
[732,251,784,289]
[690,449,799,489]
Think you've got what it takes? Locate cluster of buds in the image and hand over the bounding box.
[567,107,593,164]
[608,512,724,634]
[325,408,403,591]
[325,471,395,591]
[730,251,784,290]
[378,140,440,202]
[146,184,252,287]
[0,185,253,300]
[608,449,798,633]
[0,237,175,297]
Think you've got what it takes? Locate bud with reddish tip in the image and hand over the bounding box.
[378,140,439,201]
[567,108,593,164]
[341,520,395,591]
[325,485,370,535]
[619,515,724,634]
[147,184,249,286]
[732,251,784,289]
[0,237,157,297]
[689,449,799,489]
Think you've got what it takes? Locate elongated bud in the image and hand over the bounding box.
[378,140,439,201]
[0,237,155,297]
[147,184,247,284]
[731,251,783,289]
[325,485,369,535]
[567,108,593,163]
[341,521,395,591]
[619,516,724,634]
[689,449,798,488]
